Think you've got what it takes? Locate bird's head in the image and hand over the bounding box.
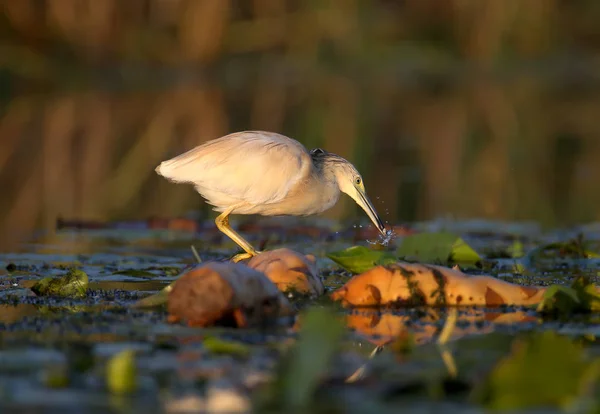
[313,149,387,236]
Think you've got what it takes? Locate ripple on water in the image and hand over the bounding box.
[367,228,396,247]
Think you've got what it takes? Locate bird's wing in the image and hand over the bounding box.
[156,131,313,205]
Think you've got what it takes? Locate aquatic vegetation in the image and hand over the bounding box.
[327,245,397,274]
[31,268,89,298]
[327,231,483,274]
[396,231,483,269]
[0,220,599,412]
[106,349,137,395]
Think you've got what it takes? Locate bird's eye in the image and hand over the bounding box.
[355,177,361,185]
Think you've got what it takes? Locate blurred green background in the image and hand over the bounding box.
[1,0,599,250]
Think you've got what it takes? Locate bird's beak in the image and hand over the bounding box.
[355,189,387,236]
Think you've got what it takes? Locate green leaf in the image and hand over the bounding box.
[571,276,600,312]
[281,307,346,408]
[476,331,600,410]
[584,285,600,312]
[536,285,581,315]
[106,349,137,395]
[131,282,174,308]
[257,307,346,411]
[507,239,525,258]
[326,245,397,274]
[31,268,89,298]
[537,278,600,315]
[396,232,482,268]
[203,336,250,358]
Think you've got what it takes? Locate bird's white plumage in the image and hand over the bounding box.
[156,131,313,213]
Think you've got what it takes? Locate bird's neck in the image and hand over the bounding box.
[310,166,340,210]
[318,165,338,186]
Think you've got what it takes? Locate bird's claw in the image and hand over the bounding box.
[231,251,261,263]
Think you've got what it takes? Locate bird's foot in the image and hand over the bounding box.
[231,251,261,263]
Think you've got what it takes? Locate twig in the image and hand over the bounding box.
[437,308,459,378]
[438,346,458,378]
[437,307,458,346]
[345,345,384,383]
[191,245,202,264]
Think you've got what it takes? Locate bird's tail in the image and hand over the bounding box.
[155,160,179,180]
[155,145,206,183]
[154,161,165,177]
[154,158,198,184]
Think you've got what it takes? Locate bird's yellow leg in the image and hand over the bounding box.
[215,207,260,263]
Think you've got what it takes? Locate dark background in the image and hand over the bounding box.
[1,0,599,249]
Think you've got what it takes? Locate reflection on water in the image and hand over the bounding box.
[346,308,539,347]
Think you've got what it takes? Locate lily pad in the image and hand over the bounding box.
[396,231,482,268]
[31,268,89,298]
[537,277,600,315]
[326,246,397,274]
[536,285,581,315]
[571,276,600,312]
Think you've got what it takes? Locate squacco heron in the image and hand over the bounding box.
[156,131,388,262]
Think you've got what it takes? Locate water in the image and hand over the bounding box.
[367,228,397,247]
[0,218,599,412]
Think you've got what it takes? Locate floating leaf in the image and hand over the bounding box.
[571,276,600,312]
[106,349,137,395]
[31,268,89,298]
[537,278,600,315]
[326,246,397,273]
[536,285,581,315]
[476,331,600,410]
[330,261,545,307]
[396,232,482,268]
[203,336,250,357]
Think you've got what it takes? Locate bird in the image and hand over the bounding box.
[155,131,388,263]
